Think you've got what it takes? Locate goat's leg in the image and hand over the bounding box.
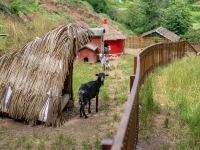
[96,95,99,112]
[80,105,83,117]
[103,64,106,71]
[82,104,88,118]
[88,99,91,113]
[80,100,83,117]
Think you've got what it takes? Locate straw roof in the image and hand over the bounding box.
[141,27,180,42]
[0,24,93,126]
[79,43,98,52]
[103,23,126,41]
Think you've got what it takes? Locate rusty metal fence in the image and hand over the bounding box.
[102,41,198,150]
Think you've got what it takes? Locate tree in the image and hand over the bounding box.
[182,28,200,42]
[83,0,108,13]
[125,1,148,34]
[161,1,191,35]
[140,0,161,29]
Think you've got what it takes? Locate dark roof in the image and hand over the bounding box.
[79,43,98,51]
[90,27,105,37]
[141,27,180,42]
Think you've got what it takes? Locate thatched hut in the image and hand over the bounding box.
[0,24,93,126]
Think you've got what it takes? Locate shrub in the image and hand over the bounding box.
[181,28,200,42]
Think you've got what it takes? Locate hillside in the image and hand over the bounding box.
[0,0,127,53]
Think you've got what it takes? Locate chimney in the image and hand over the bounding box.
[103,18,108,25]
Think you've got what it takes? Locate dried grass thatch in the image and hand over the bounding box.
[0,24,94,126]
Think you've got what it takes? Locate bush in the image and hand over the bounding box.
[161,1,192,35]
[181,28,200,42]
[9,0,25,14]
[83,0,108,13]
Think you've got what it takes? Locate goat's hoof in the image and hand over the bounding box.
[96,110,98,113]
[84,116,88,119]
[80,115,83,118]
[88,110,91,113]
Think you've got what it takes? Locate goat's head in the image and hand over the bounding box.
[96,73,108,85]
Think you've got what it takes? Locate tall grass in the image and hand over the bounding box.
[162,57,200,149]
[140,57,200,149]
[139,75,160,129]
[0,13,63,52]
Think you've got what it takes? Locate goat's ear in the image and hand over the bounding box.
[105,74,109,76]
[95,74,99,76]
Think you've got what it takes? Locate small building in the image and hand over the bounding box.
[103,19,126,57]
[141,27,180,44]
[77,27,104,63]
[78,44,98,63]
[89,27,105,53]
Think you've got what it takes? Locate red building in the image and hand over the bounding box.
[103,19,126,57]
[77,28,105,63]
[78,44,98,63]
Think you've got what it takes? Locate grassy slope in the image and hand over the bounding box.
[0,0,130,53]
[140,57,200,149]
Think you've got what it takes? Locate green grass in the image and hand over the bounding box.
[140,57,200,149]
[190,4,200,29]
[139,75,160,130]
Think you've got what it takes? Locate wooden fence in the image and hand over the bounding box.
[125,36,161,49]
[190,42,200,52]
[102,41,198,150]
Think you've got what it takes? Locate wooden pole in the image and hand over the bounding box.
[102,139,113,150]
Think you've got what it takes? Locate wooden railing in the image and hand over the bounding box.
[102,41,198,150]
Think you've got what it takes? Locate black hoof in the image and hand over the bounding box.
[96,110,98,113]
[84,116,88,119]
[88,110,91,113]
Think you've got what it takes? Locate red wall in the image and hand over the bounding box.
[78,48,97,63]
[90,37,103,53]
[104,39,125,56]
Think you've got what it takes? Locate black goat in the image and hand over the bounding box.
[79,73,108,118]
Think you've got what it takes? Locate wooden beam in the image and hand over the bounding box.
[0,34,8,36]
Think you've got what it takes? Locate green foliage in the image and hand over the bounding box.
[140,0,162,29]
[125,1,148,34]
[83,0,108,13]
[9,0,25,14]
[189,4,200,11]
[161,1,192,34]
[9,0,43,14]
[181,28,200,42]
[185,0,199,4]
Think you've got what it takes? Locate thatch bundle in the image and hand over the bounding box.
[0,24,94,126]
